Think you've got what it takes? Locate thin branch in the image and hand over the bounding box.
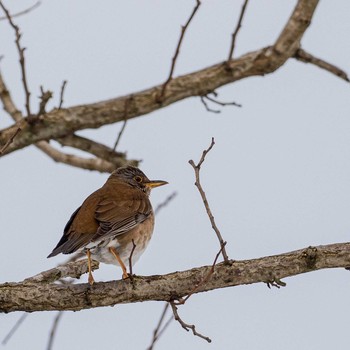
[128,239,137,277]
[58,80,67,109]
[113,96,133,151]
[154,191,178,215]
[170,301,211,343]
[228,0,250,60]
[46,312,63,350]
[294,48,350,82]
[147,316,173,350]
[175,243,226,305]
[158,0,201,101]
[204,93,242,108]
[200,96,220,114]
[1,313,28,345]
[36,140,117,173]
[0,1,32,116]
[0,1,40,21]
[57,134,137,169]
[200,92,241,113]
[2,242,350,312]
[113,120,127,150]
[38,86,53,115]
[146,303,172,350]
[189,138,229,262]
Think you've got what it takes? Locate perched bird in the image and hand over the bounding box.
[47,166,168,284]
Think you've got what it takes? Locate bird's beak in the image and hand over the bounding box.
[145,180,168,189]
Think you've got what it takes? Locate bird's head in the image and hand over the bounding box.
[110,166,168,194]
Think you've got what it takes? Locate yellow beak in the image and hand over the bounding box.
[145,180,168,189]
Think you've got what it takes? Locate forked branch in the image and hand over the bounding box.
[189,138,229,262]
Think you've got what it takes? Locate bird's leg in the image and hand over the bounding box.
[86,249,95,285]
[108,247,129,279]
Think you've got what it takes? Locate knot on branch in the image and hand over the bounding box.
[301,246,318,269]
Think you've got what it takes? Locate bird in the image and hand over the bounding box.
[47,166,168,285]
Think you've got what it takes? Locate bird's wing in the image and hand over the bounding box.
[47,186,152,258]
[47,193,101,257]
[92,193,152,242]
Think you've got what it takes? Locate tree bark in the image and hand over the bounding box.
[0,0,319,156]
[1,241,349,313]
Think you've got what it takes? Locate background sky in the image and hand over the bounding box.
[1,1,350,349]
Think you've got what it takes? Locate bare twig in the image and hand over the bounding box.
[170,301,211,343]
[158,0,201,101]
[128,239,137,276]
[294,48,350,82]
[200,96,220,114]
[200,91,241,113]
[0,1,32,116]
[113,120,127,151]
[154,191,178,215]
[58,80,67,109]
[0,126,21,154]
[189,138,229,262]
[0,1,40,21]
[175,243,226,305]
[204,93,242,108]
[1,313,28,345]
[113,96,133,151]
[227,0,250,60]
[146,303,173,350]
[46,312,63,350]
[38,86,53,115]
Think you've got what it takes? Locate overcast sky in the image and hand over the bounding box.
[1,1,350,349]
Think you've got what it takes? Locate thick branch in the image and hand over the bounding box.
[0,0,321,156]
[1,242,350,313]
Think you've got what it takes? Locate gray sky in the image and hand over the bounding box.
[1,1,350,349]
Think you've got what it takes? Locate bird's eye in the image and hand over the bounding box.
[134,175,143,183]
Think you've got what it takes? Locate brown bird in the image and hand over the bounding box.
[47,166,168,285]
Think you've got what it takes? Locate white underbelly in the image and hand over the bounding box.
[88,238,148,267]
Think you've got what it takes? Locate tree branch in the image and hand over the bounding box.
[0,1,40,21]
[158,0,201,101]
[35,140,117,173]
[23,259,99,284]
[189,138,229,262]
[1,242,350,313]
[0,0,323,156]
[227,0,250,60]
[293,48,350,82]
[0,1,32,117]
